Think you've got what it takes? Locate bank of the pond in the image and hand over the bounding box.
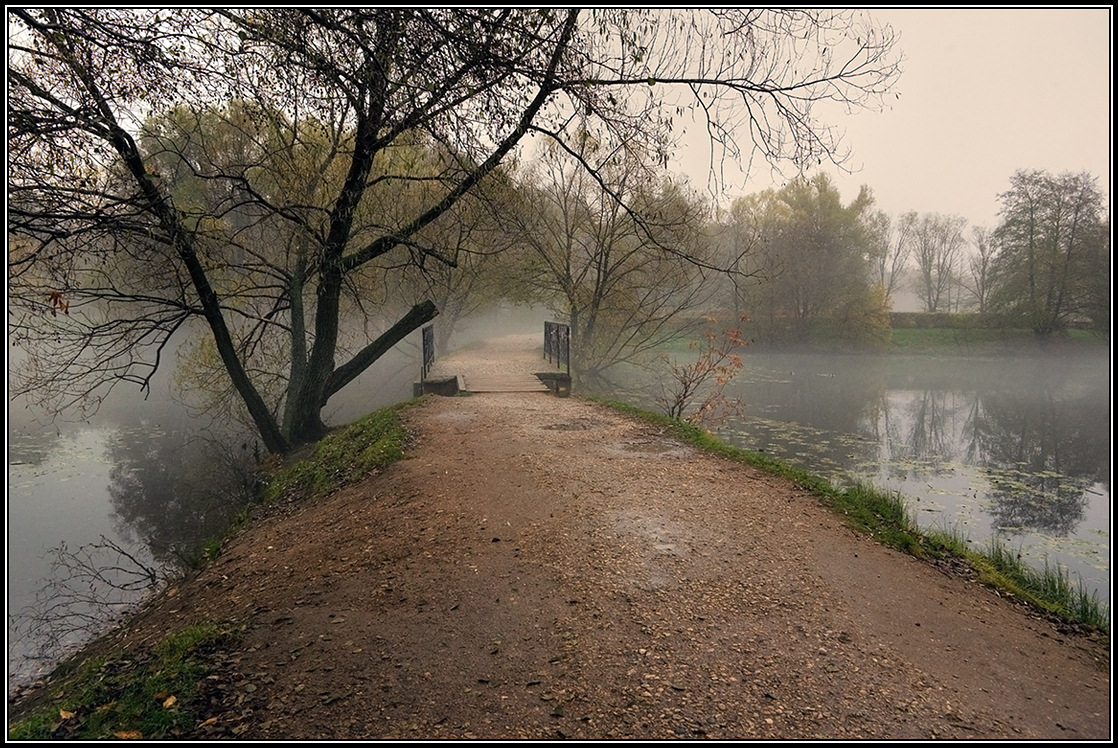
[8,392,1111,740]
[632,328,1110,608]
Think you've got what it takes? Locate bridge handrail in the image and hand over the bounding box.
[543,321,570,376]
[421,323,435,380]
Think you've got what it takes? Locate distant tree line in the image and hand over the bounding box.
[713,168,1109,345]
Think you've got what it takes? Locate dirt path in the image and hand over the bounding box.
[15,337,1110,739]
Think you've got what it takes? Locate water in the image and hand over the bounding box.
[8,426,129,685]
[6,417,259,689]
[713,350,1111,605]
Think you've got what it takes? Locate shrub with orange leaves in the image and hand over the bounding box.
[655,315,749,427]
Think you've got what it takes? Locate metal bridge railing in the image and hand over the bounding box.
[421,323,435,380]
[543,321,570,376]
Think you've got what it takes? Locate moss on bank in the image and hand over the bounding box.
[591,397,1110,636]
[261,399,418,503]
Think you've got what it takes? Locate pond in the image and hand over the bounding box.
[710,350,1110,606]
[6,415,259,689]
[6,343,423,693]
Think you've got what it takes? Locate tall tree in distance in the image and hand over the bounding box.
[961,226,996,313]
[910,213,968,313]
[865,209,915,306]
[731,173,887,345]
[9,8,901,453]
[988,169,1109,335]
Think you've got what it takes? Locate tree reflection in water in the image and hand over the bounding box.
[106,421,259,570]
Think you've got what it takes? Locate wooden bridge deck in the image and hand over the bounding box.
[424,333,563,394]
[461,373,550,393]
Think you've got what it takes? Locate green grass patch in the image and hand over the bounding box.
[960,537,1110,631]
[589,396,1109,637]
[7,621,240,740]
[261,399,418,503]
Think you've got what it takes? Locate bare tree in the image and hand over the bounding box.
[960,226,996,313]
[866,209,915,303]
[499,139,714,383]
[910,213,968,313]
[9,8,901,453]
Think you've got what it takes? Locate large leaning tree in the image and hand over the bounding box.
[8,8,901,454]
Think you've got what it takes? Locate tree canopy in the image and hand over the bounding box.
[988,170,1109,334]
[726,173,889,345]
[9,8,901,452]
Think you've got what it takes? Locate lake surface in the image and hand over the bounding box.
[7,416,259,689]
[711,350,1111,606]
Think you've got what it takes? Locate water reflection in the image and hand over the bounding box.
[874,388,1094,538]
[106,421,257,569]
[8,417,257,688]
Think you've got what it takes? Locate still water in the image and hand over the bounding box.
[6,345,421,691]
[714,350,1110,606]
[7,415,259,689]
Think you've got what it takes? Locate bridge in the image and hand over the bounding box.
[414,325,571,397]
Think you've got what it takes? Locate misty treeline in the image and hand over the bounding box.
[720,168,1110,345]
[8,8,902,454]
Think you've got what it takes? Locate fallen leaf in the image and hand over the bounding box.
[59,710,75,720]
[114,730,143,739]
[163,695,177,708]
[200,717,219,728]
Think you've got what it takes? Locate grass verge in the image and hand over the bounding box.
[261,399,418,503]
[590,396,1110,637]
[887,326,1108,353]
[7,622,241,740]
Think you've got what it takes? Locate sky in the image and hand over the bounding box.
[676,7,1112,232]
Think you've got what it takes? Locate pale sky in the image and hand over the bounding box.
[677,7,1112,232]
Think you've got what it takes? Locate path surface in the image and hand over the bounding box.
[15,336,1110,739]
